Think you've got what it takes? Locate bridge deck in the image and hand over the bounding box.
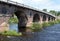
[0,0,56,17]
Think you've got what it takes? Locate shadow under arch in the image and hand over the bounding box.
[43,15,46,21]
[48,16,50,21]
[14,10,28,32]
[33,14,40,22]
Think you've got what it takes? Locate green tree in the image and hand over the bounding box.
[57,11,60,16]
[43,9,47,12]
[49,10,57,16]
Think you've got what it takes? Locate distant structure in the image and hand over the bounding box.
[0,0,56,32]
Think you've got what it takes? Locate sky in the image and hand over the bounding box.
[10,0,60,11]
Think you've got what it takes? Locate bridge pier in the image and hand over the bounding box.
[52,17,55,21]
[26,16,33,27]
[40,14,43,23]
[15,10,28,32]
[0,16,10,32]
[50,17,53,21]
[45,15,49,22]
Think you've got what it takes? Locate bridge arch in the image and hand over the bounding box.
[48,16,50,21]
[15,10,28,32]
[43,15,46,21]
[33,14,40,22]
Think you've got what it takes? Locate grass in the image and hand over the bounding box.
[42,22,50,28]
[31,21,55,32]
[30,19,60,32]
[0,30,22,36]
[31,22,42,32]
[54,19,60,24]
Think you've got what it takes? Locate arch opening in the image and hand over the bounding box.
[48,16,50,21]
[15,10,28,32]
[33,14,40,22]
[43,15,46,21]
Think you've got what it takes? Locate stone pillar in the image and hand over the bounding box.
[26,16,33,32]
[52,17,55,21]
[18,13,28,32]
[0,6,15,32]
[40,14,43,24]
[15,10,29,32]
[51,17,53,21]
[46,15,48,22]
[0,16,10,32]
[50,17,52,21]
[26,16,33,27]
[54,18,55,21]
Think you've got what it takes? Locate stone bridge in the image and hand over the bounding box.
[0,0,56,32]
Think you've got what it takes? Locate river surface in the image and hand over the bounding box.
[9,24,18,32]
[9,24,60,41]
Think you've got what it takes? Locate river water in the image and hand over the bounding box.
[9,24,18,32]
[8,24,60,41]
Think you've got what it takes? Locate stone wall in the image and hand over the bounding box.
[0,16,10,32]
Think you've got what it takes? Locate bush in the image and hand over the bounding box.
[30,20,60,32]
[31,23,42,32]
[9,17,18,24]
[48,21,55,26]
[55,19,60,24]
[42,22,51,28]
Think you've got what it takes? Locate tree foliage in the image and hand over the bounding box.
[43,9,47,12]
[57,11,60,16]
[49,10,57,15]
[42,9,60,16]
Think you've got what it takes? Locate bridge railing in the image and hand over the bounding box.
[0,0,30,8]
[0,0,35,11]
[0,0,23,6]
